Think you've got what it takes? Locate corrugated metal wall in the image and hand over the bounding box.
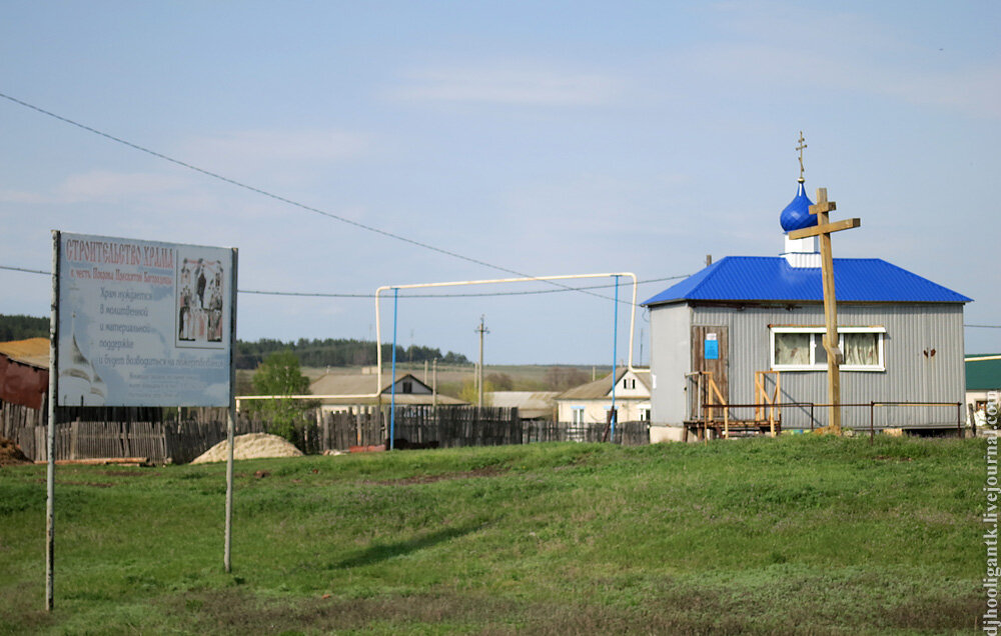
[648,303,691,423]
[650,301,965,429]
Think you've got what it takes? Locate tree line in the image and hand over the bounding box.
[0,314,48,341]
[235,338,470,370]
[0,315,471,369]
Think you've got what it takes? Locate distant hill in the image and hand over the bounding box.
[0,314,48,341]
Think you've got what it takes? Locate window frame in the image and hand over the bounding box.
[770,325,886,372]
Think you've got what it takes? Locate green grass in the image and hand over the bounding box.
[0,436,985,634]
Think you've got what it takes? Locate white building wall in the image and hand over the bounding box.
[557,398,651,424]
[648,304,691,425]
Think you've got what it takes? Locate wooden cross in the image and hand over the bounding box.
[788,188,861,434]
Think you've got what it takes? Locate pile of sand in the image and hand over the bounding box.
[0,435,31,466]
[190,433,303,464]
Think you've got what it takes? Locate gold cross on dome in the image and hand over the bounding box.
[796,131,808,181]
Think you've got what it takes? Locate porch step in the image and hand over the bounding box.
[684,420,781,439]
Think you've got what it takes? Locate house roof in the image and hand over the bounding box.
[966,355,1001,391]
[312,393,467,407]
[487,391,559,419]
[309,371,428,396]
[642,256,971,306]
[558,369,652,400]
[0,337,50,369]
[307,371,467,406]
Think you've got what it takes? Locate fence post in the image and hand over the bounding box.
[869,401,875,445]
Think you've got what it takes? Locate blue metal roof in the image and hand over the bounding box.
[642,256,972,306]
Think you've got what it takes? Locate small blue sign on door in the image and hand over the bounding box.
[704,333,719,360]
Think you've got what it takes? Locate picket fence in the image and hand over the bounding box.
[3,403,650,464]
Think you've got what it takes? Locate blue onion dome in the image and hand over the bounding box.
[780,180,817,232]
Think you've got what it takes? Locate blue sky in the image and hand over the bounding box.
[1,1,999,364]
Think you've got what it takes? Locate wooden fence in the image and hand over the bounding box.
[3,403,650,463]
[522,419,650,446]
[1,400,45,460]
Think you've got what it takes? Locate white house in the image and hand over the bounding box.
[555,368,652,424]
[308,371,466,415]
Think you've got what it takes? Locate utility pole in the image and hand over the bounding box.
[475,315,489,408]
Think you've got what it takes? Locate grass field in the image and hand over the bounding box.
[0,435,984,634]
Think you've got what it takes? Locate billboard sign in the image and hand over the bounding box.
[55,232,235,407]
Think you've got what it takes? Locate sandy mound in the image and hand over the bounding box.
[190,433,303,464]
[0,435,31,466]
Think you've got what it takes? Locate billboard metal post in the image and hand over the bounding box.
[389,287,398,450]
[45,230,60,611]
[610,275,620,442]
[224,248,238,573]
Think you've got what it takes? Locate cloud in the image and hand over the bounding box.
[0,189,50,204]
[56,171,191,202]
[180,129,369,168]
[501,171,693,246]
[0,171,191,204]
[391,64,622,106]
[685,2,1001,119]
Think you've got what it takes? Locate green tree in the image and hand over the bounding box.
[0,314,48,341]
[250,350,312,442]
[458,378,494,406]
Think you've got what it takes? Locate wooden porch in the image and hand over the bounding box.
[684,370,783,440]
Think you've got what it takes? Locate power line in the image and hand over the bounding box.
[0,264,49,275]
[0,91,616,303]
[7,260,1001,328]
[8,263,999,323]
[1,264,686,303]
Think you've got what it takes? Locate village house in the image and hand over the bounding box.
[555,368,651,425]
[0,337,49,413]
[0,337,50,457]
[641,178,971,441]
[965,354,1001,429]
[305,371,466,416]
[487,391,559,421]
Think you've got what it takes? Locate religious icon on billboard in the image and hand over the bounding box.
[176,257,225,346]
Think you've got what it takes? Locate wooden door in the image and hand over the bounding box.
[692,326,729,415]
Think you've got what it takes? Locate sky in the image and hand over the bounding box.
[1,1,999,365]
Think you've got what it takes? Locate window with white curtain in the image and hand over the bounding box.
[770,326,885,371]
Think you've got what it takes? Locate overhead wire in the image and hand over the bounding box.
[0,264,685,303]
[0,91,622,303]
[6,264,1001,330]
[5,95,993,328]
[7,265,1000,328]
[0,264,50,276]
